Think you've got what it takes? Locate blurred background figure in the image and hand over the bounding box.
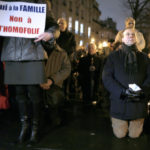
[40,38,71,127]
[70,46,87,99]
[71,46,87,68]
[107,39,115,52]
[56,18,76,57]
[56,18,76,100]
[115,17,145,52]
[0,37,9,111]
[78,43,102,106]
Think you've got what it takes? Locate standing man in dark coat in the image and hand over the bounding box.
[56,18,76,100]
[78,43,102,104]
[102,28,150,138]
[56,18,76,57]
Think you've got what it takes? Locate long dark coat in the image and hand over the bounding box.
[102,47,150,120]
[78,54,102,102]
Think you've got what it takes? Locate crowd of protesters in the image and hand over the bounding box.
[1,0,150,146]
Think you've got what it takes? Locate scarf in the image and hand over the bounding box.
[122,43,138,75]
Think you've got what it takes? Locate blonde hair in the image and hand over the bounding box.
[125,17,135,23]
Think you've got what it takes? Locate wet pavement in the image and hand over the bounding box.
[0,101,150,150]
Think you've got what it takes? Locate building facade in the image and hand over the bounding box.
[51,0,117,49]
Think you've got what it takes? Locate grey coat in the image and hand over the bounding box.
[1,0,59,61]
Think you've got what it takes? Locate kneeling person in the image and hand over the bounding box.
[102,28,150,138]
[40,40,71,126]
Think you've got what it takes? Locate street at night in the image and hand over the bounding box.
[1,0,150,150]
[0,101,150,150]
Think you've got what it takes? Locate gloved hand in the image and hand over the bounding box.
[129,88,145,99]
[120,88,141,102]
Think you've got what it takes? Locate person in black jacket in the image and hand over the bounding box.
[56,18,76,57]
[102,28,150,138]
[56,18,76,100]
[78,43,102,105]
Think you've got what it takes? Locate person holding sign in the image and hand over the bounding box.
[0,0,59,144]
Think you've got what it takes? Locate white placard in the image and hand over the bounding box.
[0,1,46,38]
[129,84,141,92]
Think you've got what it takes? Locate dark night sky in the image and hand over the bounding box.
[97,0,131,31]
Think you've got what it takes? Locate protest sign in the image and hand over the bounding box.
[0,1,46,38]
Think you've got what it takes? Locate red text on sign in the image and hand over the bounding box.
[9,16,23,23]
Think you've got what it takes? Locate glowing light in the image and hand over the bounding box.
[92,101,97,105]
[91,38,95,43]
[79,40,83,46]
[98,43,103,49]
[102,41,108,47]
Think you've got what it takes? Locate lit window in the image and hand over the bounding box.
[79,40,83,46]
[75,20,79,34]
[68,17,72,31]
[80,23,84,35]
[88,27,91,38]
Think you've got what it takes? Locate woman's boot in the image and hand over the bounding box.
[18,116,29,143]
[16,85,29,143]
[30,120,38,143]
[29,102,40,144]
[28,85,42,144]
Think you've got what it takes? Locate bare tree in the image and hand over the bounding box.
[124,0,150,25]
[126,0,150,19]
[125,0,150,47]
